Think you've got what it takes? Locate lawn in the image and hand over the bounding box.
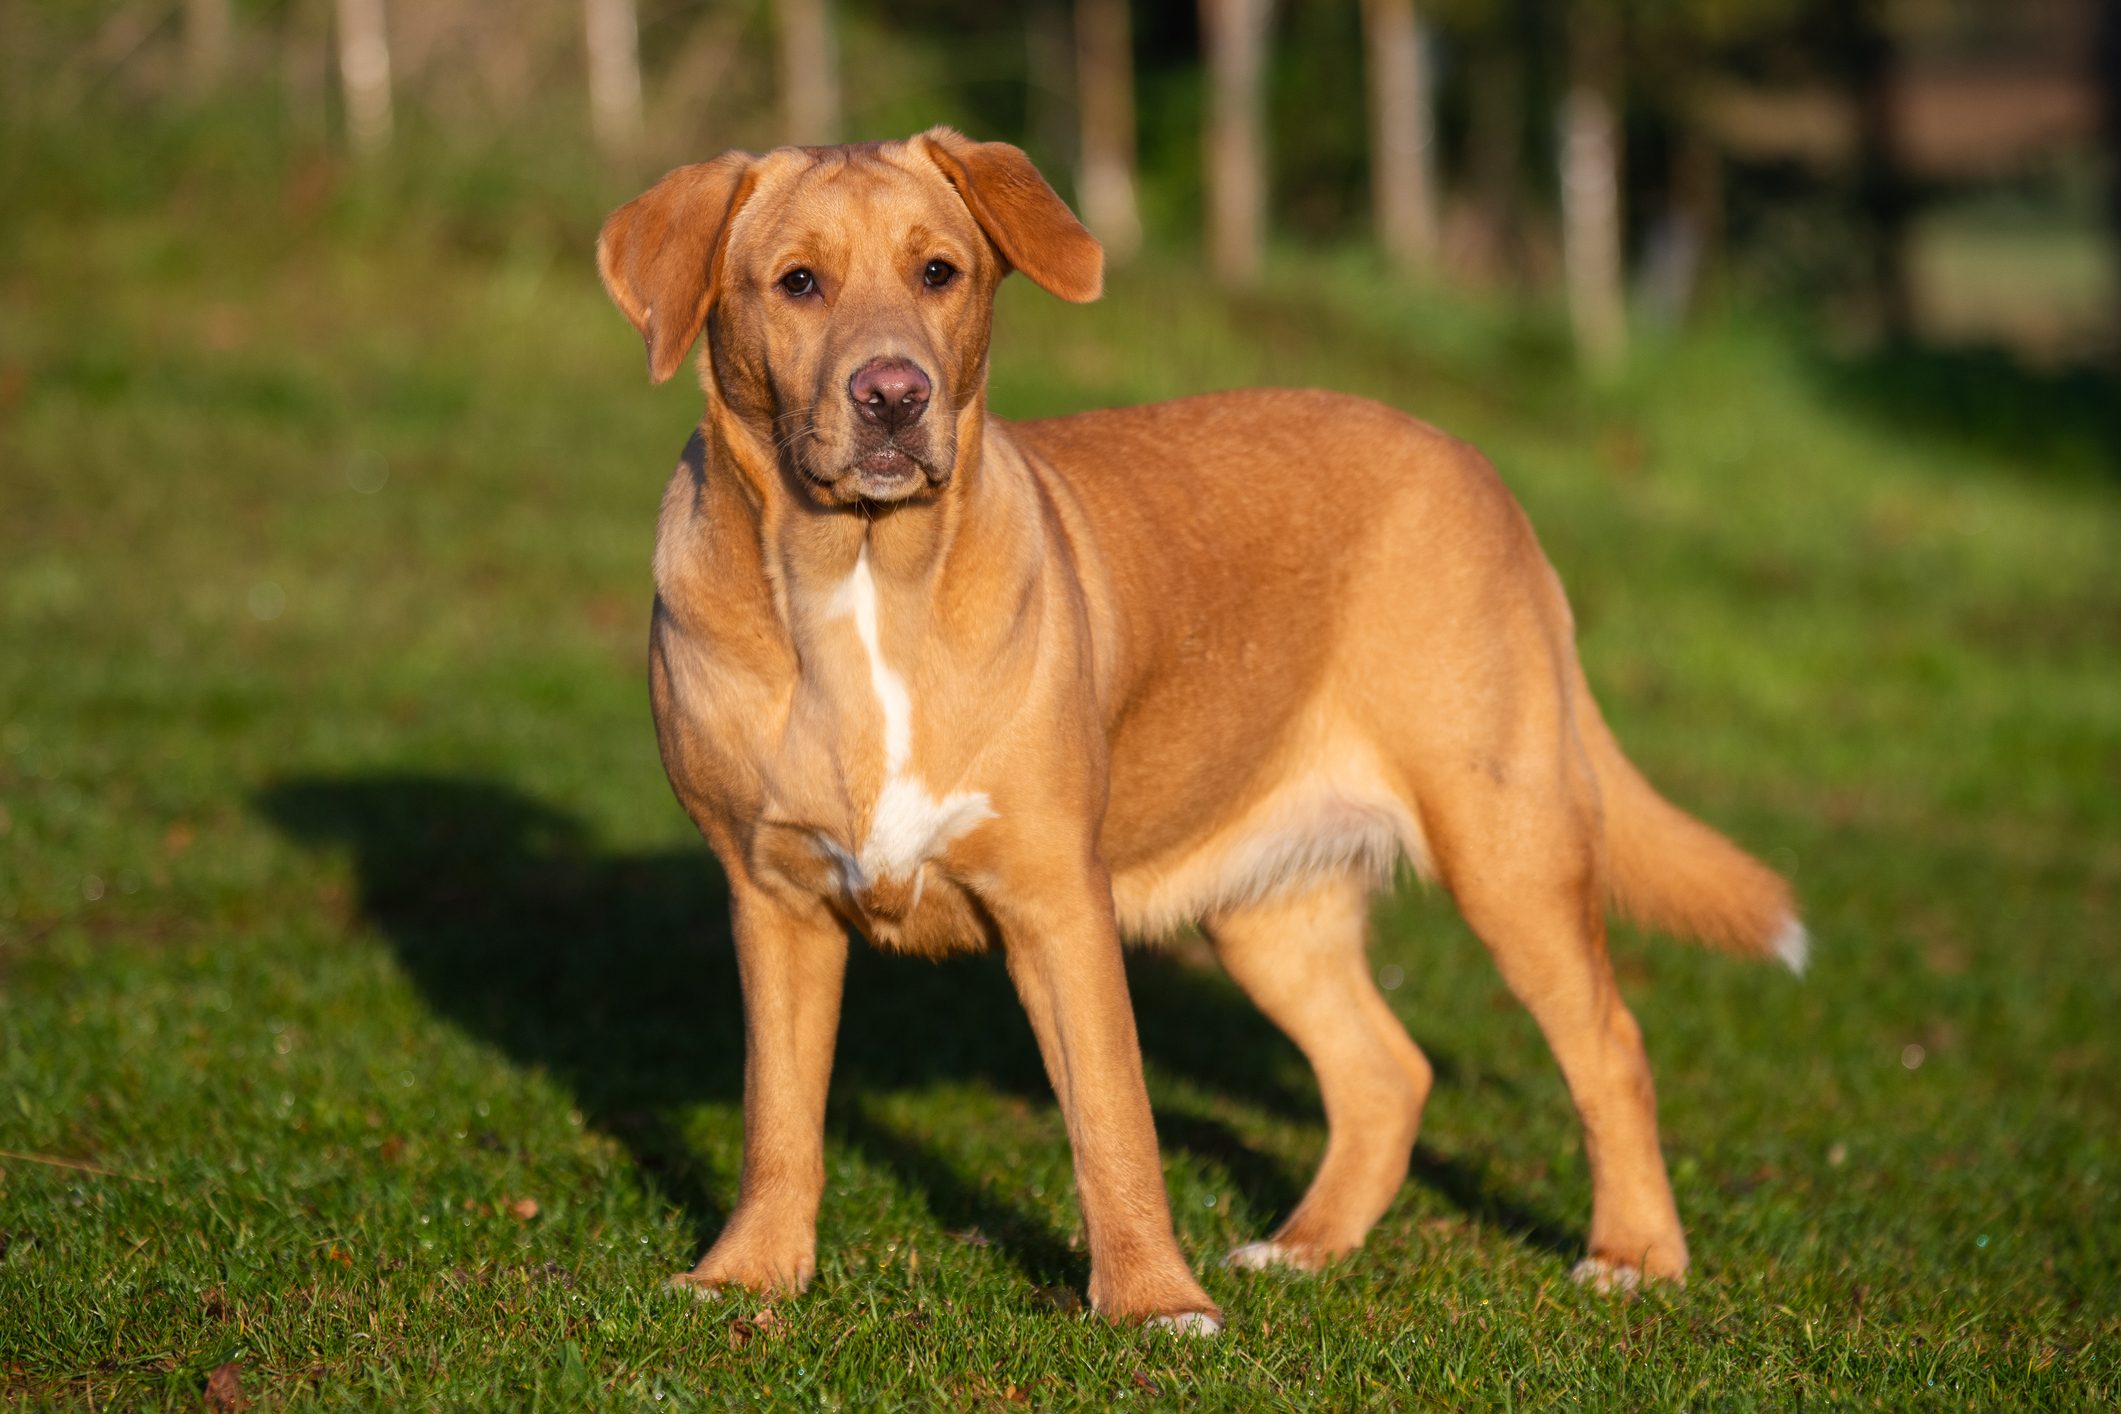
[2,143,2118,1409]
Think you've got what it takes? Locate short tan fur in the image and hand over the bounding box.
[597,128,1804,1331]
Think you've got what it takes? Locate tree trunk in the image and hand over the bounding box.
[184,0,231,98]
[2103,0,2121,368]
[649,4,749,141]
[1201,0,1272,286]
[1027,0,1073,172]
[776,0,840,147]
[1847,0,1910,340]
[1361,0,1436,275]
[279,1,326,143]
[1560,5,1625,372]
[1466,43,1524,286]
[1076,0,1141,262]
[1641,124,1721,330]
[585,0,643,162]
[334,0,392,157]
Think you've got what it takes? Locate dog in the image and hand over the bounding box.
[595,128,1804,1333]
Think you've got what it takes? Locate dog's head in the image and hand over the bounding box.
[598,129,1102,507]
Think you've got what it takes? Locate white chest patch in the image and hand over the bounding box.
[818,546,995,895]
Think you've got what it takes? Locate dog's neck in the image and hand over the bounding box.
[689,383,1046,678]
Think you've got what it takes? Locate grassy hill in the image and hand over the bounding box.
[2,139,2117,1407]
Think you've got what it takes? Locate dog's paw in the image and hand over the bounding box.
[1570,1254,1684,1295]
[666,1271,728,1300]
[1144,1310,1223,1337]
[666,1253,814,1300]
[1226,1239,1329,1273]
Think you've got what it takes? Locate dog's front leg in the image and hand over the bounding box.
[997,867,1222,1333]
[672,883,848,1299]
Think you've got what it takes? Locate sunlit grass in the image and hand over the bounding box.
[2,158,2117,1407]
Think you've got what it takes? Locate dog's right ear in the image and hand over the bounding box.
[596,152,758,384]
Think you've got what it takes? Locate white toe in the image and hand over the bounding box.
[1570,1257,1643,1294]
[1226,1241,1289,1271]
[1146,1311,1223,1337]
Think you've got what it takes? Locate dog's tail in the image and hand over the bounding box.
[1571,663,1808,974]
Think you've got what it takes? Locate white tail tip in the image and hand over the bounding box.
[1772,918,1811,977]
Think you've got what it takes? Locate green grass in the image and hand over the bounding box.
[3,155,2119,1409]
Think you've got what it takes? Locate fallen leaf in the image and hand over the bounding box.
[378,1135,404,1164]
[507,1197,539,1222]
[204,1361,249,1412]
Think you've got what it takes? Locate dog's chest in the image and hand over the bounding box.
[709,546,996,934]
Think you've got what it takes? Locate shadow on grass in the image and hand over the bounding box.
[1805,339,2121,482]
[259,773,1573,1293]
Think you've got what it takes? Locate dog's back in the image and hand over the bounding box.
[1007,388,1795,962]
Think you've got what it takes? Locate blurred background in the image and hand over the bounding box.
[4,5,2120,1404]
[7,0,2121,372]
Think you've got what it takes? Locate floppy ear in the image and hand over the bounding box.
[921,128,1103,304]
[596,151,759,384]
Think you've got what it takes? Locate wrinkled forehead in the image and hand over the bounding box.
[726,142,979,269]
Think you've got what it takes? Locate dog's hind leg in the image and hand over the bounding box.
[1207,873,1433,1271]
[1417,741,1689,1289]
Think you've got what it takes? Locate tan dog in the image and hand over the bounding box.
[596,128,1803,1333]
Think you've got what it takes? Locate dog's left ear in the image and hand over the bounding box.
[597,151,759,384]
[922,128,1103,304]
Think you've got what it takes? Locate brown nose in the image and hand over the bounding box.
[848,358,931,432]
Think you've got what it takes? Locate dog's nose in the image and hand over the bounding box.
[849,358,931,431]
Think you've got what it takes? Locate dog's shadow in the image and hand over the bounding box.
[260,773,1573,1290]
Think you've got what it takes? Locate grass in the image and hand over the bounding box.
[3,140,2119,1409]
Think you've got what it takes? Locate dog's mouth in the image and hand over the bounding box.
[849,444,930,499]
[778,402,954,506]
[797,438,948,505]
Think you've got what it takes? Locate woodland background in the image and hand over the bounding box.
[2,1,2117,1409]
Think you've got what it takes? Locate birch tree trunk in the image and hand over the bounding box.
[1560,5,1625,371]
[334,0,393,157]
[1641,125,1720,330]
[585,0,643,161]
[1361,0,1436,274]
[1201,0,1272,286]
[777,0,840,146]
[184,0,231,97]
[1076,0,1142,262]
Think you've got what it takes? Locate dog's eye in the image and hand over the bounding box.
[779,268,818,298]
[922,259,958,289]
